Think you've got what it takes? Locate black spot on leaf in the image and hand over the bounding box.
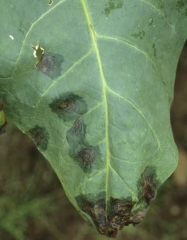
[82,199,108,236]
[59,99,78,112]
[66,118,85,149]
[131,31,145,40]
[49,94,87,121]
[37,53,64,79]
[104,0,124,16]
[142,176,157,204]
[77,147,95,170]
[68,118,84,136]
[128,208,148,226]
[137,166,158,204]
[28,125,49,151]
[77,195,135,237]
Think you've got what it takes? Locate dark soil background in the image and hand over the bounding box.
[0,42,187,240]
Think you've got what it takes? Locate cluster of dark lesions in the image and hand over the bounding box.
[50,92,97,171]
[66,116,99,172]
[141,175,157,204]
[108,198,135,232]
[49,94,87,122]
[82,199,108,236]
[28,125,49,151]
[0,102,7,135]
[77,166,159,237]
[127,166,159,226]
[79,196,135,238]
[138,165,158,205]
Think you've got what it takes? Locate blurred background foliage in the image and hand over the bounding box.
[0,42,187,240]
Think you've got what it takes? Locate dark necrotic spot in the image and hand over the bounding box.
[109,198,134,231]
[110,198,134,217]
[82,199,107,235]
[104,0,124,16]
[142,176,157,204]
[49,94,87,121]
[28,125,49,151]
[37,53,64,79]
[66,118,85,148]
[128,208,148,226]
[137,166,159,205]
[77,147,96,170]
[76,194,133,237]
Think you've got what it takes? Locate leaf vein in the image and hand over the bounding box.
[81,0,110,203]
[140,0,172,27]
[109,165,136,194]
[106,85,161,150]
[96,34,157,72]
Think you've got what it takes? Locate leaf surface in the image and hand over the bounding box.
[1,0,187,237]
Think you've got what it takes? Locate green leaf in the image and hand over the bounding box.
[0,0,187,237]
[0,103,7,134]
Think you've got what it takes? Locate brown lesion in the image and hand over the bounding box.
[77,147,95,169]
[37,55,56,73]
[28,126,49,151]
[49,94,87,121]
[127,208,148,226]
[82,199,108,235]
[141,175,157,204]
[109,198,134,231]
[80,167,158,237]
[59,99,79,112]
[81,198,135,238]
[68,118,83,136]
[32,45,64,79]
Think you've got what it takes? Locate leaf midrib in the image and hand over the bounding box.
[80,0,110,203]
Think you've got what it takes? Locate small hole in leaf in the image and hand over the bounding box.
[48,0,53,5]
[32,44,44,67]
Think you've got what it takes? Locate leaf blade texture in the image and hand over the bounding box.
[1,0,187,236]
